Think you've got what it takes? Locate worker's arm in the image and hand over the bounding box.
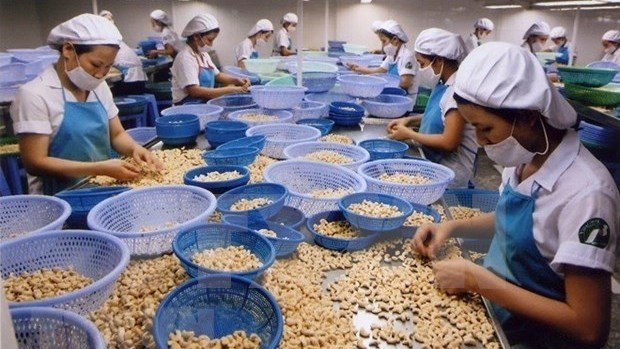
[237,59,247,69]
[216,72,250,87]
[347,63,386,75]
[279,46,295,56]
[185,84,248,101]
[388,109,465,152]
[147,43,175,58]
[399,73,413,91]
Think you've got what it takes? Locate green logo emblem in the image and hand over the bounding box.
[578,218,610,249]
[405,62,413,69]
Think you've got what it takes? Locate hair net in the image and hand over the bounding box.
[474,18,494,31]
[182,14,219,37]
[47,13,122,46]
[549,26,567,39]
[602,30,620,43]
[371,20,383,33]
[523,21,550,40]
[248,19,274,36]
[454,42,576,130]
[380,19,408,43]
[414,28,466,61]
[282,13,298,24]
[150,9,172,26]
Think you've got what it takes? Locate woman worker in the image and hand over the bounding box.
[235,19,274,69]
[601,30,620,64]
[387,28,477,188]
[272,13,298,57]
[548,26,572,65]
[147,9,183,58]
[521,21,550,53]
[10,14,160,195]
[369,20,389,54]
[464,18,494,54]
[170,14,250,105]
[413,42,619,349]
[348,20,419,105]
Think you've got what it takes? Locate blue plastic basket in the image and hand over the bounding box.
[283,141,370,171]
[184,165,250,194]
[587,60,620,83]
[153,274,283,349]
[251,205,305,230]
[202,147,259,166]
[217,183,288,220]
[204,120,249,148]
[155,114,200,146]
[126,127,157,146]
[222,65,261,85]
[87,185,217,256]
[55,186,130,229]
[249,86,307,110]
[362,94,414,119]
[292,72,338,93]
[381,87,408,96]
[358,159,455,205]
[227,108,293,127]
[222,215,305,257]
[339,192,414,232]
[358,139,409,160]
[329,114,363,126]
[337,74,386,98]
[292,101,329,120]
[304,92,355,105]
[263,160,367,217]
[296,118,334,135]
[138,40,158,55]
[329,101,365,117]
[206,94,258,118]
[11,307,105,349]
[0,195,71,243]
[245,124,322,159]
[442,189,500,213]
[114,97,146,116]
[0,230,130,315]
[161,104,224,129]
[217,135,266,152]
[397,204,442,238]
[173,223,275,279]
[306,210,378,251]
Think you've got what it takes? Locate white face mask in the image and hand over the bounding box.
[256,38,267,48]
[287,26,296,33]
[604,46,616,55]
[484,118,549,167]
[531,42,544,52]
[153,25,163,33]
[418,60,443,89]
[200,37,212,52]
[384,44,397,57]
[65,47,104,91]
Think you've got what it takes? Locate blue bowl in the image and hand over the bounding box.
[204,120,249,148]
[296,118,335,136]
[381,87,407,96]
[358,139,408,160]
[222,215,305,257]
[55,186,130,229]
[155,114,200,145]
[264,206,305,230]
[202,147,259,166]
[183,165,250,194]
[304,92,355,105]
[306,210,378,251]
[329,101,365,116]
[329,114,363,126]
[217,183,288,220]
[292,72,338,93]
[206,94,258,117]
[389,203,442,238]
[338,192,414,232]
[217,135,267,152]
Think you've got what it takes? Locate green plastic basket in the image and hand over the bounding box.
[145,82,172,101]
[563,83,620,107]
[558,66,617,88]
[265,75,295,87]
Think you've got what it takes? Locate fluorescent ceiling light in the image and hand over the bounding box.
[484,4,522,9]
[533,0,605,6]
[549,4,620,9]
[361,0,372,3]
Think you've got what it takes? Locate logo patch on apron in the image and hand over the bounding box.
[405,62,413,69]
[578,218,610,249]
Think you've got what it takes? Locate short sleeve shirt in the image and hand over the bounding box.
[380,45,419,97]
[272,28,291,55]
[171,46,220,103]
[235,38,256,63]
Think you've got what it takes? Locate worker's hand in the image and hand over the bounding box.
[346,63,360,72]
[433,258,478,295]
[98,159,141,181]
[132,147,163,171]
[387,123,415,141]
[146,50,159,59]
[236,78,251,88]
[411,222,452,259]
[229,85,249,94]
[386,117,410,132]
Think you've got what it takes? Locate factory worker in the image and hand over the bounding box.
[387,28,476,188]
[521,21,550,53]
[235,19,274,69]
[413,42,618,349]
[170,14,250,105]
[10,14,161,195]
[272,13,298,56]
[547,26,572,65]
[602,30,620,64]
[464,18,494,54]
[100,10,147,95]
[370,20,389,54]
[147,9,183,58]
[348,20,419,103]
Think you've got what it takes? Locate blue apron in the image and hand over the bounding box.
[43,89,111,195]
[556,45,569,65]
[250,51,259,59]
[177,58,215,105]
[484,182,568,345]
[418,84,448,163]
[387,61,399,76]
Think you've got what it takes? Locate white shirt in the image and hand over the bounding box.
[116,41,146,83]
[439,73,478,188]
[10,65,119,194]
[235,38,256,63]
[602,47,620,65]
[464,33,479,55]
[500,130,619,275]
[272,28,291,56]
[171,46,220,104]
[161,27,184,53]
[380,45,420,99]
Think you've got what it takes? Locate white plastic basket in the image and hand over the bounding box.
[245,124,321,159]
[283,141,370,171]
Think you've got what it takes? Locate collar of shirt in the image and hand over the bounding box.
[443,72,456,87]
[41,65,63,89]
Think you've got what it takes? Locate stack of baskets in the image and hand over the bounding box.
[559,66,620,107]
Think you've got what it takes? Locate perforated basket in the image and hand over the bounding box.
[563,82,620,107]
[161,104,224,129]
[202,147,260,166]
[292,101,329,120]
[217,183,288,220]
[0,230,130,315]
[304,92,355,105]
[442,189,500,213]
[227,108,293,127]
[285,61,338,74]
[263,160,368,217]
[306,210,378,251]
[339,192,413,232]
[337,74,387,98]
[217,135,266,152]
[172,223,276,280]
[55,186,130,229]
[0,195,71,243]
[222,65,261,84]
[126,127,157,146]
[249,86,307,110]
[362,94,414,118]
[153,274,283,349]
[243,58,280,74]
[11,307,105,349]
[397,204,442,238]
[358,139,409,161]
[296,118,334,135]
[225,205,305,230]
[283,141,370,171]
[292,72,338,93]
[245,124,322,159]
[357,159,455,205]
[557,66,617,87]
[206,94,258,118]
[183,165,250,194]
[222,215,305,257]
[87,185,217,256]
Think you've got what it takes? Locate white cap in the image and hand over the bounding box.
[602,29,620,43]
[99,10,112,18]
[454,42,576,130]
[523,21,550,40]
[182,14,219,37]
[550,26,567,39]
[380,19,408,43]
[248,19,274,37]
[414,28,466,61]
[150,9,172,26]
[47,13,122,46]
[474,18,494,31]
[282,13,298,24]
[371,20,383,33]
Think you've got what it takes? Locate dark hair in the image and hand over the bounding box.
[453,92,537,122]
[416,52,458,67]
[200,28,220,36]
[377,29,396,41]
[52,43,119,53]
